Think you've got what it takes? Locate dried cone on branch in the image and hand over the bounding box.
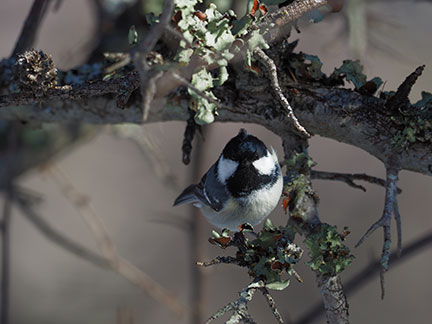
[14,50,57,96]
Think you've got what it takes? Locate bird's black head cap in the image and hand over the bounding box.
[222,129,268,162]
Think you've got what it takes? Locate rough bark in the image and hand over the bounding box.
[1,69,430,177]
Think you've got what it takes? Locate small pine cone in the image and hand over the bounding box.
[14,50,58,95]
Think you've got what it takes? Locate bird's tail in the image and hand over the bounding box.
[173,184,198,206]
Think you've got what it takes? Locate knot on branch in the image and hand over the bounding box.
[14,50,57,95]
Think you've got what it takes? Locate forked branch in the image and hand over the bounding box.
[204,280,284,324]
[355,167,401,299]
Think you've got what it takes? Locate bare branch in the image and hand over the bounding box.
[355,168,400,299]
[261,0,328,29]
[1,122,20,324]
[132,0,175,120]
[11,0,50,57]
[310,170,402,194]
[46,166,188,319]
[14,193,109,269]
[253,48,310,137]
[197,256,241,267]
[1,194,12,324]
[110,125,180,189]
[260,287,284,324]
[205,281,263,324]
[393,198,402,257]
[189,129,207,324]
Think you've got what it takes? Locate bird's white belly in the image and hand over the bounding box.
[200,175,283,231]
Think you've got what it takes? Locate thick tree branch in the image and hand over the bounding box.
[1,48,430,177]
[0,74,430,177]
[283,137,349,324]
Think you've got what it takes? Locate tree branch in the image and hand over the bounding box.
[355,167,400,299]
[310,170,402,193]
[261,287,284,324]
[14,192,108,269]
[253,47,309,137]
[204,281,263,324]
[295,230,432,324]
[282,137,349,324]
[197,256,241,267]
[1,193,12,324]
[11,0,50,57]
[0,61,430,178]
[131,0,174,120]
[45,166,188,319]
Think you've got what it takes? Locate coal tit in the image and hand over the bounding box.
[174,129,283,231]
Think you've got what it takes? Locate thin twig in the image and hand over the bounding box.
[142,70,164,120]
[171,73,223,109]
[189,126,208,324]
[295,230,432,324]
[46,166,187,318]
[1,122,19,324]
[355,168,400,299]
[260,287,284,324]
[261,0,328,28]
[253,48,310,137]
[205,281,262,324]
[11,0,50,57]
[393,199,402,257]
[197,256,241,267]
[1,194,12,324]
[14,193,108,268]
[310,170,402,194]
[132,0,174,120]
[110,125,180,189]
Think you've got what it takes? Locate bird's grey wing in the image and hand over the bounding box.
[174,164,228,212]
[193,164,229,212]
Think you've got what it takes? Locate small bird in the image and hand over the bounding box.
[174,129,283,231]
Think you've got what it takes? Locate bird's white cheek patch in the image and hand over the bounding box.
[217,155,238,184]
[253,151,275,175]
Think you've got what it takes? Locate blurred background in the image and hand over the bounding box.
[1,0,432,323]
